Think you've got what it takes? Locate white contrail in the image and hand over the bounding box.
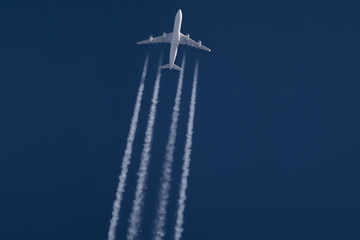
[108,55,149,240]
[174,60,199,240]
[127,54,163,240]
[153,54,186,240]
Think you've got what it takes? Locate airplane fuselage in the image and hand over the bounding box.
[169,10,182,69]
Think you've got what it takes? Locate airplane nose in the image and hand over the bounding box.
[178,9,182,15]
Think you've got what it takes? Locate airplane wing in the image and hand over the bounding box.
[179,33,211,52]
[137,32,173,44]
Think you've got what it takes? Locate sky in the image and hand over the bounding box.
[1,0,360,239]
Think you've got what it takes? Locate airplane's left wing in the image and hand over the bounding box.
[137,32,173,44]
[179,33,211,52]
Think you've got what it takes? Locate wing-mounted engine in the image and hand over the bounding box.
[149,35,153,42]
[162,32,167,38]
[198,40,202,47]
[186,33,190,40]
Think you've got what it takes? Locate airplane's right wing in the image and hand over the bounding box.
[179,33,211,52]
[137,32,173,44]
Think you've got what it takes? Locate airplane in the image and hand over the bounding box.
[137,9,211,71]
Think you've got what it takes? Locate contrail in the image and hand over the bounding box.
[174,60,199,240]
[153,54,186,240]
[108,55,149,240]
[126,54,163,240]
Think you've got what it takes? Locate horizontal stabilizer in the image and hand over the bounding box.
[160,64,181,71]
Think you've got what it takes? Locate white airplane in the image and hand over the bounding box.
[137,9,211,71]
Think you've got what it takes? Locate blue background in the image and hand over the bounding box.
[1,0,360,239]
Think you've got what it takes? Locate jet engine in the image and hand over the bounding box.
[149,35,153,42]
[163,32,167,38]
[198,40,202,47]
[186,33,190,40]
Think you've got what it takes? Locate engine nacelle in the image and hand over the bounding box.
[149,35,153,42]
[186,33,190,40]
[163,32,167,38]
[198,40,202,46]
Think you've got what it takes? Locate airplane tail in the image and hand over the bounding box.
[160,64,182,71]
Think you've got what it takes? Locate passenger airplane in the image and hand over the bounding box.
[137,9,211,71]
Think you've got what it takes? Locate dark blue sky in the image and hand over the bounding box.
[1,1,360,240]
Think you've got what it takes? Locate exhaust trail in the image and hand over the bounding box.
[174,60,199,240]
[153,54,186,240]
[108,55,149,240]
[126,54,163,240]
